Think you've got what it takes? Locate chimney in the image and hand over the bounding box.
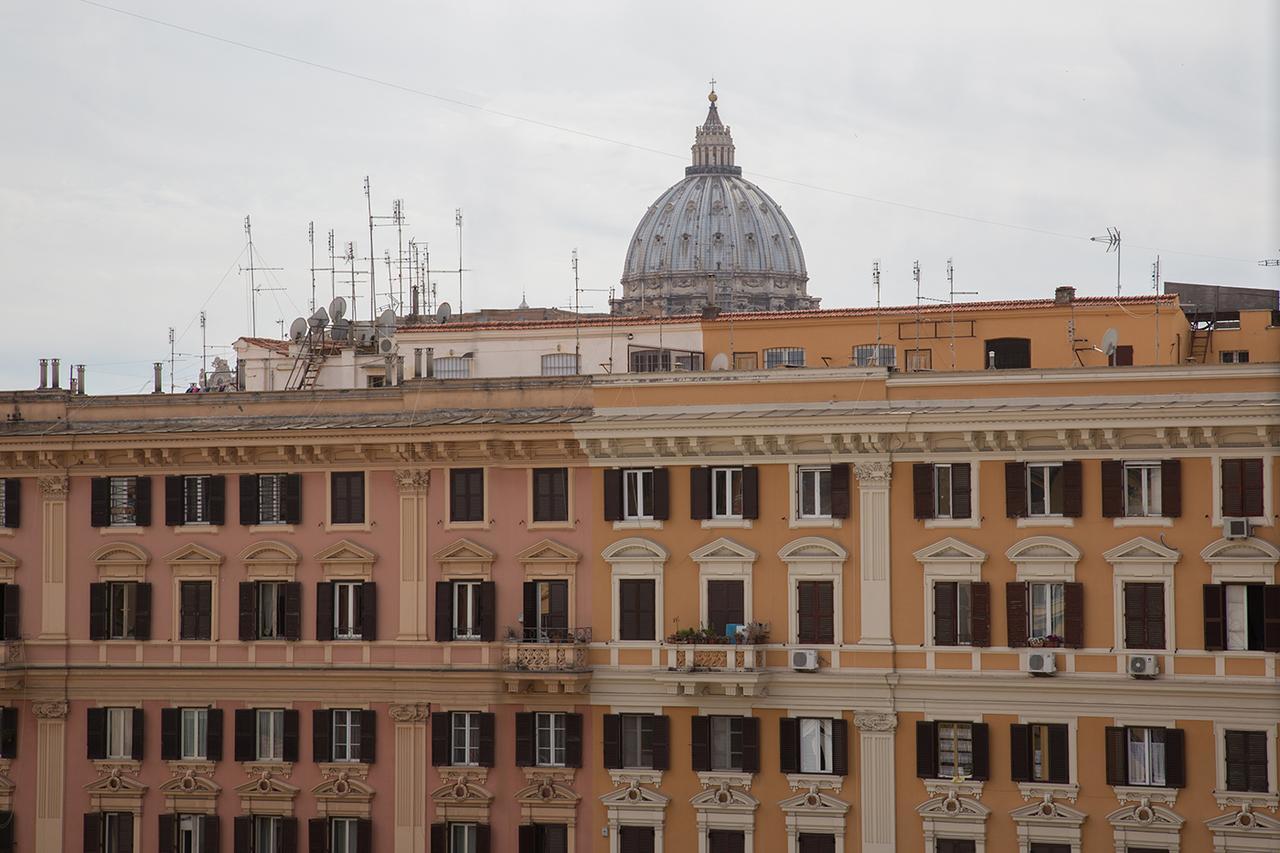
[1054,285,1076,306]
[38,359,48,389]
[50,358,61,389]
[410,284,420,316]
[153,362,163,394]
[76,364,86,395]
[413,348,423,379]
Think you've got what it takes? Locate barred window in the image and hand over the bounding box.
[764,347,804,368]
[434,356,472,379]
[629,348,704,373]
[541,353,579,376]
[853,344,896,368]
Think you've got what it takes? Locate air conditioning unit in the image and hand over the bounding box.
[1224,517,1252,540]
[1127,654,1160,678]
[1025,651,1057,676]
[790,649,819,672]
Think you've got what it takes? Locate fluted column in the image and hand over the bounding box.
[34,700,69,853]
[855,712,897,853]
[395,470,431,640]
[391,704,429,853]
[38,476,68,639]
[854,462,892,645]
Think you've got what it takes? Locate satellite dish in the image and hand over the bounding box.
[437,302,452,324]
[376,308,397,337]
[710,352,730,371]
[309,308,329,329]
[330,318,350,341]
[328,296,347,321]
[1100,328,1119,358]
[289,318,308,342]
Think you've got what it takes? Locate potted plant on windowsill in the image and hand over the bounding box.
[664,626,731,645]
[1027,634,1063,648]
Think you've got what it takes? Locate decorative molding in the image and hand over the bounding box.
[235,768,300,816]
[913,537,988,564]
[601,536,669,563]
[696,771,753,792]
[1113,786,1179,806]
[85,765,148,814]
[158,764,220,814]
[1212,790,1280,812]
[389,704,429,723]
[1017,782,1080,804]
[854,712,898,732]
[777,536,848,563]
[311,765,374,818]
[239,540,300,580]
[32,700,69,719]
[394,468,430,494]
[784,774,843,793]
[314,539,377,579]
[38,475,68,499]
[91,541,150,580]
[853,461,891,484]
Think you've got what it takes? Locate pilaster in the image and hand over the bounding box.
[38,475,68,639]
[854,462,892,644]
[855,712,897,853]
[34,700,68,853]
[395,470,430,640]
[391,703,429,853]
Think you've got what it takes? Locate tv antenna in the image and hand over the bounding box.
[370,196,408,313]
[1090,227,1122,296]
[168,326,176,393]
[456,209,465,315]
[913,260,947,366]
[327,229,337,304]
[1152,255,1162,364]
[199,311,207,381]
[364,177,377,321]
[240,215,284,337]
[946,258,977,369]
[571,249,610,373]
[872,260,882,358]
[1259,250,1279,267]
[307,222,325,312]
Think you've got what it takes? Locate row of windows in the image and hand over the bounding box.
[82,813,370,853]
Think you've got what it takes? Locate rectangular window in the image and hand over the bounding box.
[934,464,954,518]
[434,356,472,379]
[712,467,744,519]
[798,718,833,774]
[180,708,208,760]
[330,472,366,525]
[764,347,804,368]
[1029,724,1051,782]
[179,580,212,641]
[732,352,758,371]
[1027,462,1065,516]
[1127,727,1167,786]
[1224,729,1269,793]
[852,343,896,368]
[706,579,745,637]
[178,814,203,853]
[109,476,139,526]
[526,580,569,641]
[530,824,568,853]
[904,348,932,372]
[937,722,974,778]
[334,581,362,640]
[1221,458,1264,517]
[536,712,566,767]
[1220,350,1250,363]
[619,827,656,853]
[331,817,358,853]
[1224,584,1266,651]
[618,579,656,641]
[540,353,579,376]
[183,475,210,524]
[256,709,285,761]
[1123,582,1166,650]
[709,716,745,771]
[935,581,974,645]
[257,582,285,640]
[332,709,362,762]
[532,468,569,523]
[985,337,1031,369]
[453,581,482,641]
[108,582,139,640]
[796,580,835,644]
[450,468,485,523]
[623,469,654,520]
[257,474,287,524]
[1028,582,1066,640]
[451,712,481,766]
[255,816,281,853]
[620,714,654,769]
[797,466,832,519]
[449,823,477,853]
[102,812,134,853]
[106,707,134,760]
[1124,463,1162,517]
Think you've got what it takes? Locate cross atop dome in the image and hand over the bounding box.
[689,85,738,175]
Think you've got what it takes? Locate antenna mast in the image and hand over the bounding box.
[1090,227,1122,296]
[199,311,207,382]
[872,260,882,359]
[364,177,376,319]
[240,215,283,337]
[328,229,337,303]
[307,222,317,312]
[1152,255,1161,365]
[946,258,977,370]
[168,327,176,393]
[913,260,922,359]
[456,208,465,315]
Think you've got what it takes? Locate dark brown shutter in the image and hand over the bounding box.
[602,714,621,769]
[1164,728,1186,788]
[1009,723,1031,782]
[91,477,111,527]
[915,721,937,778]
[165,475,183,526]
[1203,584,1226,650]
[131,708,145,760]
[1145,583,1166,649]
[282,709,299,762]
[206,708,223,761]
[0,708,16,758]
[831,718,848,776]
[315,583,334,642]
[430,824,446,853]
[1061,461,1083,517]
[283,582,302,641]
[84,812,103,853]
[1062,582,1083,648]
[431,713,450,766]
[817,581,835,644]
[778,717,799,774]
[652,468,671,520]
[86,708,106,759]
[1101,460,1124,517]
[1124,583,1148,649]
[479,581,497,642]
[690,716,710,771]
[796,581,816,644]
[1264,585,1280,653]
[478,712,495,767]
[158,813,175,853]
[951,463,972,519]
[161,708,180,760]
[239,582,257,641]
[280,816,298,853]
[116,813,134,853]
[312,709,332,763]
[283,473,302,524]
[360,709,376,764]
[741,466,759,519]
[830,464,851,519]
[1,585,18,642]
[234,816,252,853]
[518,825,537,853]
[133,582,152,640]
[360,582,377,641]
[475,824,491,853]
[1241,458,1264,517]
[1225,730,1248,791]
[650,715,669,770]
[308,818,328,853]
[239,474,258,525]
[565,713,583,768]
[356,820,371,853]
[234,709,254,761]
[1104,726,1127,785]
[970,722,989,781]
[970,582,991,647]
[435,582,453,641]
[521,581,537,635]
[690,467,711,519]
[913,464,935,519]
[706,580,744,635]
[1221,459,1244,517]
[740,715,760,773]
[603,469,623,521]
[1160,460,1181,517]
[1247,731,1268,792]
[89,582,108,640]
[1048,724,1069,783]
[332,472,349,524]
[1004,462,1027,518]
[933,582,958,646]
[1006,582,1028,647]
[515,712,534,767]
[135,476,152,526]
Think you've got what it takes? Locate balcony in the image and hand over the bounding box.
[655,642,770,697]
[500,628,592,694]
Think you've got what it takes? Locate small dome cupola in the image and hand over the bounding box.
[688,85,741,176]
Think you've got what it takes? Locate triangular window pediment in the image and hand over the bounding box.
[85,771,148,797]
[1103,537,1180,564]
[691,537,758,563]
[1105,803,1184,829]
[914,537,987,564]
[1205,808,1280,838]
[916,795,990,820]
[516,539,580,565]
[162,543,224,567]
[0,550,18,572]
[233,775,300,799]
[778,790,850,814]
[311,776,374,802]
[691,786,759,811]
[430,780,493,804]
[1010,799,1086,826]
[158,773,221,797]
[515,780,581,806]
[314,539,377,565]
[434,538,496,564]
[599,783,669,808]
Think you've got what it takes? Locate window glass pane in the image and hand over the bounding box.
[257,709,283,760]
[258,474,284,523]
[937,722,973,778]
[435,357,472,379]
[764,347,804,368]
[184,476,208,523]
[935,465,952,517]
[1225,584,1249,651]
[956,582,972,645]
[109,477,138,525]
[537,712,565,766]
[799,718,831,773]
[540,353,579,376]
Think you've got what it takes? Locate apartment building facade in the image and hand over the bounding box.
[0,311,1277,853]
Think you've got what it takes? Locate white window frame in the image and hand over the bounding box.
[1224,583,1268,651]
[933,464,955,519]
[796,466,832,520]
[108,581,138,640]
[620,714,653,770]
[451,712,480,767]
[180,707,208,760]
[915,537,988,655]
[255,815,281,853]
[540,352,579,376]
[1126,726,1168,787]
[708,716,743,773]
[1027,462,1065,518]
[256,708,285,762]
[623,468,655,521]
[257,581,284,640]
[1212,722,1279,802]
[334,581,362,640]
[106,707,133,760]
[453,580,481,641]
[933,580,974,646]
[434,356,473,379]
[936,721,975,780]
[178,814,203,853]
[798,717,834,774]
[925,460,982,531]
[605,538,667,647]
[536,712,566,768]
[1123,462,1162,518]
[257,473,287,525]
[332,708,361,763]
[1027,581,1066,640]
[711,467,744,520]
[449,823,477,853]
[781,537,847,647]
[332,817,358,853]
[103,812,130,853]
[1104,537,1178,655]
[1210,453,1274,528]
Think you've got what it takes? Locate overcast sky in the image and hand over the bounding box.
[1,0,1276,393]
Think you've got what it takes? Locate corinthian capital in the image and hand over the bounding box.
[32,700,69,719]
[389,703,429,722]
[854,712,898,732]
[395,469,430,494]
[853,461,892,484]
[38,475,69,499]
